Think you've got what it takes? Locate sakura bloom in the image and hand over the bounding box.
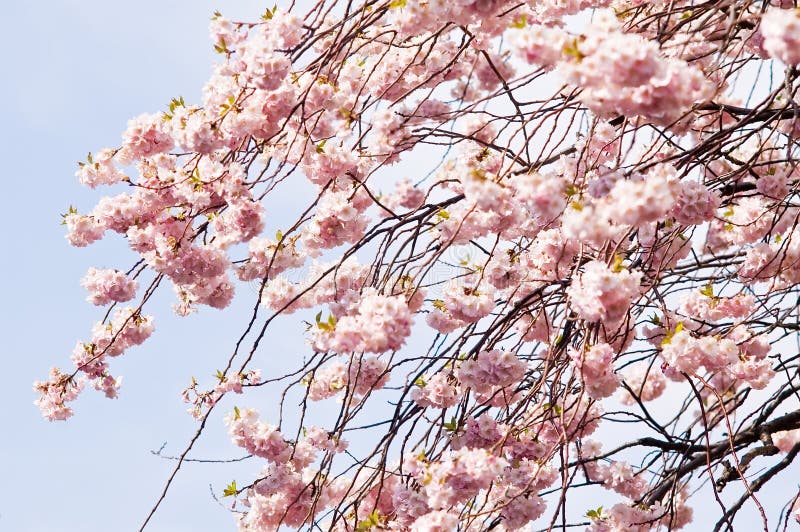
[43,0,800,530]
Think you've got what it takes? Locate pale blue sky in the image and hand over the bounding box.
[1,2,274,530]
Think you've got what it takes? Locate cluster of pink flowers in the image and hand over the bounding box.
[408,447,507,509]
[619,366,666,405]
[225,406,352,531]
[119,113,174,161]
[602,165,679,227]
[660,324,774,389]
[559,12,715,125]
[307,355,390,401]
[236,235,305,282]
[670,179,720,225]
[75,149,127,188]
[587,499,692,532]
[33,368,84,421]
[80,267,138,306]
[181,370,262,419]
[301,190,369,255]
[440,279,496,323]
[226,408,292,463]
[679,288,755,322]
[36,308,154,419]
[311,289,413,354]
[410,372,460,409]
[456,349,527,399]
[451,414,504,450]
[567,260,643,327]
[569,343,620,399]
[408,510,457,532]
[760,8,800,66]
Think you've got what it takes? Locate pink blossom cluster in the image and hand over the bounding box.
[36,308,154,419]
[301,190,370,256]
[119,113,174,161]
[569,343,620,400]
[602,165,679,227]
[450,413,505,450]
[80,267,138,306]
[307,355,390,401]
[679,288,755,322]
[311,289,412,354]
[407,447,507,509]
[587,500,692,532]
[236,235,305,282]
[226,408,292,463]
[660,325,774,389]
[760,8,800,66]
[559,13,715,125]
[33,368,84,421]
[440,279,496,323]
[619,366,666,405]
[181,370,262,419]
[238,462,348,531]
[670,179,720,225]
[225,406,353,531]
[456,349,527,398]
[75,149,127,188]
[567,260,643,327]
[410,372,460,409]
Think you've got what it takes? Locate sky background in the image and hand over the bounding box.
[1,2,275,530]
[2,2,798,532]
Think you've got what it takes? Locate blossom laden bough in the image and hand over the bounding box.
[42,0,800,530]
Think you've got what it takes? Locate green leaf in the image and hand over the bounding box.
[443,416,458,432]
[168,96,185,113]
[611,254,625,273]
[233,406,241,420]
[700,284,714,298]
[389,0,406,8]
[223,480,238,497]
[60,205,79,225]
[215,369,226,382]
[356,510,383,531]
[585,506,603,519]
[214,40,229,54]
[414,377,426,388]
[661,321,684,346]
[316,139,327,154]
[562,39,585,61]
[316,311,336,331]
[510,14,527,28]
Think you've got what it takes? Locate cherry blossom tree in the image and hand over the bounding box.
[39,0,800,530]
